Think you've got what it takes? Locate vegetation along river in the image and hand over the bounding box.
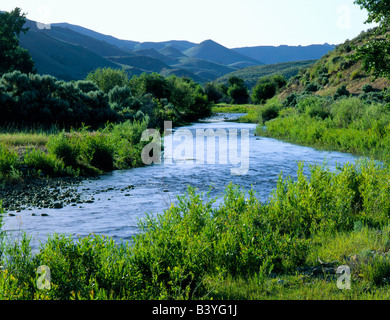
[2,113,359,250]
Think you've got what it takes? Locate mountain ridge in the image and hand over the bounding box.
[15,18,337,83]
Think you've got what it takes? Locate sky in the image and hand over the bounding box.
[3,0,376,48]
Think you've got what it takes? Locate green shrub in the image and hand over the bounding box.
[259,98,282,122]
[333,85,350,100]
[23,148,72,177]
[0,144,20,179]
[362,84,374,93]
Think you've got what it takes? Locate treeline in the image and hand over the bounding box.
[0,69,212,129]
[204,74,287,105]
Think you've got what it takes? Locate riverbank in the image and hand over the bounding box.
[2,159,390,299]
[255,96,390,163]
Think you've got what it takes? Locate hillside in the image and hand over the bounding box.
[215,60,317,89]
[234,44,335,65]
[279,28,390,99]
[19,22,121,81]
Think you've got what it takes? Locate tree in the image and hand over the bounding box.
[252,75,287,103]
[0,7,35,74]
[354,0,390,29]
[353,0,390,78]
[86,67,129,93]
[226,76,249,104]
[204,83,223,104]
[252,82,277,103]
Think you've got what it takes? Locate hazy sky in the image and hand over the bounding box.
[3,0,375,48]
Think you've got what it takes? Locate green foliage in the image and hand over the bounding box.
[352,1,390,78]
[23,148,72,177]
[0,71,117,128]
[226,76,249,104]
[0,144,20,180]
[86,67,129,93]
[0,8,35,75]
[46,129,114,175]
[333,85,350,100]
[3,157,390,298]
[259,93,390,161]
[354,0,390,28]
[252,75,287,104]
[362,83,374,93]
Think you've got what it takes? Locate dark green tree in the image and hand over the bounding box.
[226,76,249,104]
[252,82,276,103]
[0,8,35,74]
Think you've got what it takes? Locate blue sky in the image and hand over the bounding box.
[3,0,375,48]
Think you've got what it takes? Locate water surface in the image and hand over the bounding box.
[2,114,358,248]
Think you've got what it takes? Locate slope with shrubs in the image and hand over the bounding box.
[281,28,390,99]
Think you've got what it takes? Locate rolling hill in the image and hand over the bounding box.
[233,44,336,65]
[215,60,317,89]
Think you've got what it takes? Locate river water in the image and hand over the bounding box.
[2,114,359,249]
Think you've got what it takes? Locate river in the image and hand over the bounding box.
[2,113,359,250]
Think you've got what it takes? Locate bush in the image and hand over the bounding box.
[304,82,320,93]
[362,83,374,93]
[252,82,277,103]
[333,85,350,100]
[86,67,129,94]
[0,144,20,179]
[259,98,282,122]
[0,71,117,128]
[23,148,72,177]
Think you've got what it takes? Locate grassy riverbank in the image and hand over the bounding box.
[0,119,150,184]
[212,104,261,123]
[2,159,390,299]
[254,94,390,163]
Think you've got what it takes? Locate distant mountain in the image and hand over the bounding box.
[233,44,336,65]
[134,40,196,52]
[108,54,171,74]
[158,46,187,59]
[184,40,263,67]
[133,48,177,65]
[53,23,198,53]
[15,19,338,84]
[172,57,235,81]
